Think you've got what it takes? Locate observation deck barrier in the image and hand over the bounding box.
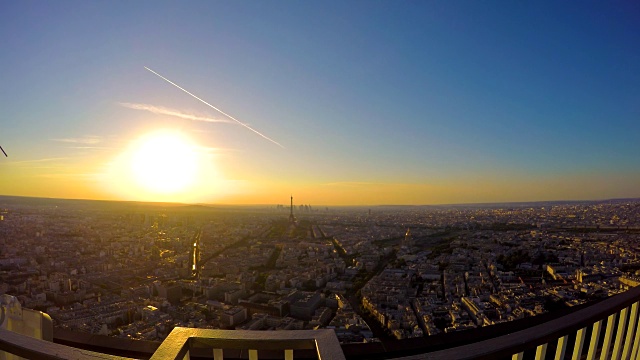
[2,285,640,359]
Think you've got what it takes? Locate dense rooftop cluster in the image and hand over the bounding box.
[1,196,640,344]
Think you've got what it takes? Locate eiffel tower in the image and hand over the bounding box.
[289,195,296,223]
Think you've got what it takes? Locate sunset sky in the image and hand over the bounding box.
[1,1,639,205]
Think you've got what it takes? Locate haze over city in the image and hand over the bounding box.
[1,1,639,205]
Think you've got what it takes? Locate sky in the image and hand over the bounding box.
[1,1,639,206]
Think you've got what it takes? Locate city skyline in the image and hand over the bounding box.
[1,1,639,205]
[2,194,640,347]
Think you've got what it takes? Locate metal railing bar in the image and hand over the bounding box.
[0,328,132,360]
[191,338,316,351]
[314,330,346,360]
[512,353,523,360]
[149,328,190,360]
[149,328,344,360]
[611,306,629,360]
[184,329,321,351]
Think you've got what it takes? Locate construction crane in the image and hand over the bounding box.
[0,145,6,157]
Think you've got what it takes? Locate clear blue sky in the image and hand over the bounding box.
[1,1,639,205]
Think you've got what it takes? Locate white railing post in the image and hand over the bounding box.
[284,349,293,360]
[571,327,586,360]
[535,343,547,360]
[611,306,629,360]
[600,313,618,360]
[621,302,638,360]
[213,348,223,360]
[555,335,568,360]
[586,319,602,360]
[248,349,258,360]
[630,306,640,360]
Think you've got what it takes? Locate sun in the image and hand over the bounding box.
[102,129,232,203]
[129,130,199,194]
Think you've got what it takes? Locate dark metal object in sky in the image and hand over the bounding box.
[0,146,7,157]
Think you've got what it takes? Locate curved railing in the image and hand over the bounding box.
[397,285,640,360]
[2,285,640,359]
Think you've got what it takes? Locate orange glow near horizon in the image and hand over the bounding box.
[2,138,640,206]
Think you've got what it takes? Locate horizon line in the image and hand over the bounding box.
[0,194,638,208]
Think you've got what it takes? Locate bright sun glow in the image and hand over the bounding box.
[102,129,241,203]
[130,131,198,193]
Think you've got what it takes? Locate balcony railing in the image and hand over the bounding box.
[0,327,343,360]
[396,285,640,360]
[3,285,640,359]
[150,328,344,360]
[0,328,128,360]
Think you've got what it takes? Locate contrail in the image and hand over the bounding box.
[144,66,284,148]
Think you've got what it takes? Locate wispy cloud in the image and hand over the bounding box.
[66,146,113,150]
[36,173,100,180]
[9,157,70,164]
[323,181,385,187]
[120,102,233,124]
[51,136,102,144]
[197,146,239,155]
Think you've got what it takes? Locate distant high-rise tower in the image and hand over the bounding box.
[404,228,414,247]
[289,195,296,223]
